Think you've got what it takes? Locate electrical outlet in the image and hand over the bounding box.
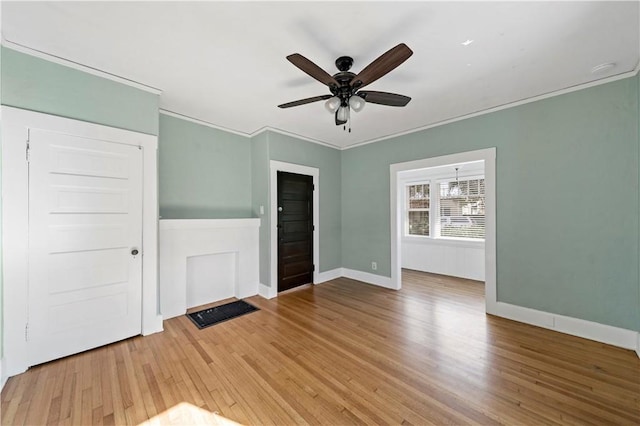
[371,261,377,271]
[259,205,264,215]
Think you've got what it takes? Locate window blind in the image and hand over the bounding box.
[439,178,485,239]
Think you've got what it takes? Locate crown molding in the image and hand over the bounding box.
[1,38,162,95]
[251,126,342,149]
[4,37,637,151]
[159,109,250,138]
[342,67,640,150]
[160,110,342,149]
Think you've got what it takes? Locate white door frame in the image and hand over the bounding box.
[269,161,319,295]
[390,148,497,312]
[1,106,163,378]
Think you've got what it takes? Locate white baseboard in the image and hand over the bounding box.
[491,301,639,355]
[237,284,262,300]
[342,268,398,290]
[0,358,6,393]
[316,268,343,284]
[258,283,277,299]
[142,315,165,336]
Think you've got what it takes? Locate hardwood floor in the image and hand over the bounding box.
[2,270,639,425]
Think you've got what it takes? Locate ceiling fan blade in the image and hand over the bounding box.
[350,43,413,89]
[278,95,332,108]
[358,91,411,107]
[335,110,347,126]
[287,54,339,88]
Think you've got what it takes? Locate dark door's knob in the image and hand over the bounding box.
[131,249,139,256]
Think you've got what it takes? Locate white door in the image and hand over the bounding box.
[27,129,143,366]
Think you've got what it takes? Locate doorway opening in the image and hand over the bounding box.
[390,148,497,313]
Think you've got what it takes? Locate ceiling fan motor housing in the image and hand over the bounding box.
[335,56,354,72]
[331,71,357,100]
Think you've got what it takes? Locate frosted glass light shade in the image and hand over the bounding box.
[324,96,341,113]
[349,95,365,112]
[336,106,349,122]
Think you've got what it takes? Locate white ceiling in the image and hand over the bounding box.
[2,1,639,149]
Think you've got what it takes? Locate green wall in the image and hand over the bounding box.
[251,132,271,286]
[1,47,159,135]
[342,76,639,331]
[250,131,342,287]
[158,114,253,219]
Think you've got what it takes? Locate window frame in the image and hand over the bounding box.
[403,173,486,243]
[405,181,431,237]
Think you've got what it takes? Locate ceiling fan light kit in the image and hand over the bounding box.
[324,96,341,113]
[278,43,414,132]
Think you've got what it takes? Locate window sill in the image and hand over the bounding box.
[403,235,485,249]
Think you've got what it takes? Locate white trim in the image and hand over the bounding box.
[258,283,277,299]
[341,268,395,290]
[343,69,640,150]
[390,148,497,307]
[1,106,162,378]
[2,41,162,95]
[493,302,640,355]
[159,110,342,150]
[0,359,6,393]
[316,268,343,284]
[252,127,341,150]
[159,110,250,138]
[269,161,320,293]
[141,136,163,336]
[159,218,260,230]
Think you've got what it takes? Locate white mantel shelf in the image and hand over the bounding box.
[159,218,261,320]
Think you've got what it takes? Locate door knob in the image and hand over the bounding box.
[278,206,283,212]
[131,248,139,256]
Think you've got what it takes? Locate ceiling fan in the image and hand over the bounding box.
[278,43,413,131]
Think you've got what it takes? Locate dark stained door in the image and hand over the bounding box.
[277,171,314,292]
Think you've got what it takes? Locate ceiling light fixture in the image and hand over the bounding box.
[450,167,462,197]
[462,39,474,46]
[324,96,341,113]
[329,94,366,132]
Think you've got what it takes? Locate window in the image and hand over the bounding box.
[439,177,485,239]
[406,183,429,236]
[404,175,485,240]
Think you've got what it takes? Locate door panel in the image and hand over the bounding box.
[28,129,143,366]
[277,171,314,292]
